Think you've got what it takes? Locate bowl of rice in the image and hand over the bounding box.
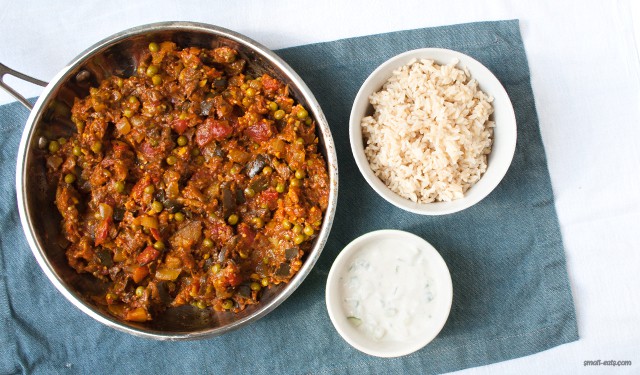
[349,48,517,215]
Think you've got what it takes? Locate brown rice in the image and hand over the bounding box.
[361,58,494,203]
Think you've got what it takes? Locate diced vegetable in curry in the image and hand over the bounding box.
[45,42,330,322]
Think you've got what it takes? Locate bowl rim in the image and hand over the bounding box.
[349,47,517,215]
[15,21,339,340]
[325,229,453,357]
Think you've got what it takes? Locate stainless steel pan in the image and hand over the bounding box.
[2,21,338,340]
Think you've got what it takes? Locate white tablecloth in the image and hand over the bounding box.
[1,1,639,373]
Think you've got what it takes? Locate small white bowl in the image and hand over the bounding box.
[325,230,453,357]
[349,48,517,215]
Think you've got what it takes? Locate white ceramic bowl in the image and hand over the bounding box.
[325,230,453,357]
[349,48,517,215]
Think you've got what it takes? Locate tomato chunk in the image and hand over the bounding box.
[137,246,160,265]
[261,74,281,93]
[196,118,232,146]
[94,219,111,246]
[245,120,274,143]
[171,119,189,135]
[150,228,162,242]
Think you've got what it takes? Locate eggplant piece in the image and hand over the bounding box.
[200,98,214,116]
[156,282,172,305]
[236,189,245,204]
[285,248,299,260]
[154,188,182,213]
[245,154,270,178]
[162,199,182,214]
[236,284,251,298]
[112,207,125,222]
[218,237,237,263]
[276,263,290,277]
[97,249,113,267]
[154,189,166,203]
[217,248,227,263]
[221,188,236,218]
[249,176,269,194]
[213,78,227,91]
[203,257,214,269]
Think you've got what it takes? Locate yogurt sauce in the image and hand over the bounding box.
[340,238,436,342]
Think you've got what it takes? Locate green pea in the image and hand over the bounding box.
[244,187,255,198]
[91,141,102,153]
[114,181,125,193]
[153,241,165,251]
[149,139,159,147]
[64,173,76,184]
[295,169,306,179]
[195,155,205,165]
[123,109,134,118]
[262,166,273,175]
[48,140,60,153]
[58,137,67,146]
[151,201,164,213]
[152,75,162,86]
[245,87,256,97]
[267,101,278,111]
[295,137,304,145]
[290,178,301,187]
[166,155,177,165]
[196,301,206,309]
[292,224,302,234]
[297,107,308,119]
[135,286,145,297]
[252,217,264,229]
[303,226,314,236]
[274,109,285,120]
[176,135,188,146]
[202,238,214,248]
[222,299,234,310]
[227,214,239,225]
[250,282,261,291]
[72,145,82,156]
[211,264,221,274]
[146,65,159,77]
[294,234,305,245]
[229,164,240,174]
[305,118,312,125]
[191,148,201,156]
[261,277,269,287]
[275,182,285,193]
[174,212,185,222]
[144,185,155,194]
[282,219,292,230]
[148,42,159,52]
[128,96,139,104]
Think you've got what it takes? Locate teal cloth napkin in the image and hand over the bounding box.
[0,19,577,374]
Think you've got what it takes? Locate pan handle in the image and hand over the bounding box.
[0,62,48,110]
